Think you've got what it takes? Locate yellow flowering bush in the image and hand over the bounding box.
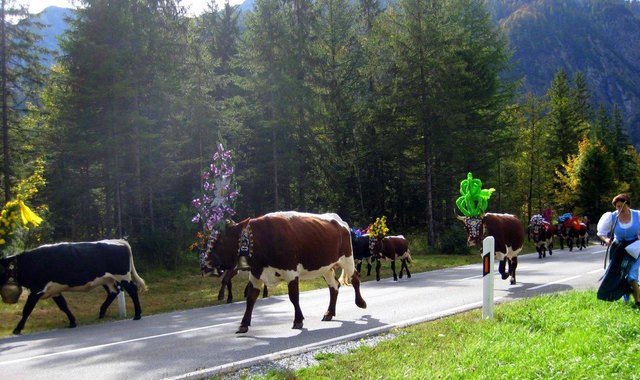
[368,216,389,238]
[0,159,45,255]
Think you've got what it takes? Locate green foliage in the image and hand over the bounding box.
[438,223,470,255]
[269,290,640,379]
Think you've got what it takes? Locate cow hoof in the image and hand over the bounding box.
[407,274,411,278]
[510,279,516,285]
[501,273,509,280]
[236,326,249,334]
[69,322,77,329]
[292,321,304,329]
[99,314,105,319]
[393,277,398,281]
[12,329,21,335]
[321,314,333,322]
[357,299,367,309]
[133,315,142,320]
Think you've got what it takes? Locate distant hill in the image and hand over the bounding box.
[28,6,75,66]
[27,1,640,148]
[489,0,640,148]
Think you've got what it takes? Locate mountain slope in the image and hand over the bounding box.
[491,0,640,147]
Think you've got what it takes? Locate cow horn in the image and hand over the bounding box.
[454,210,466,221]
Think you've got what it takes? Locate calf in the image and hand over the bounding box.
[457,213,524,284]
[369,235,412,281]
[204,211,367,333]
[0,239,146,335]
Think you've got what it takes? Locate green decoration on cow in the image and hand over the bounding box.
[455,172,495,217]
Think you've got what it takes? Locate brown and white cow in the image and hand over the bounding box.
[0,240,146,335]
[457,213,524,284]
[204,211,367,333]
[369,235,412,282]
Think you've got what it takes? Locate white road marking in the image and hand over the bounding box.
[163,298,505,380]
[0,320,238,366]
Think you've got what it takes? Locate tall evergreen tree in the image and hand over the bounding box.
[1,0,47,202]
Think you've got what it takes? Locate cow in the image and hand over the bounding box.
[457,213,524,285]
[0,239,146,335]
[203,211,367,333]
[351,232,373,276]
[564,217,588,251]
[369,235,412,282]
[529,215,555,259]
[555,222,568,250]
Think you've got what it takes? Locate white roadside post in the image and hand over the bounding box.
[482,236,495,319]
[117,287,127,318]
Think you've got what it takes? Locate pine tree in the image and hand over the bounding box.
[1,0,47,202]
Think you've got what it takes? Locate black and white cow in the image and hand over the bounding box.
[0,239,146,335]
[351,232,373,276]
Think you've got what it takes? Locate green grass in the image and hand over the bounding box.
[255,290,640,380]
[0,246,482,337]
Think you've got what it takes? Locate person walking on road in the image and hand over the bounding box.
[597,193,640,306]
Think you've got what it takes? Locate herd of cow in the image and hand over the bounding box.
[0,210,590,335]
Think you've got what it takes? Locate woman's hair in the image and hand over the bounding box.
[612,193,631,206]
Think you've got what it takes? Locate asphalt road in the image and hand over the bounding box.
[0,244,609,380]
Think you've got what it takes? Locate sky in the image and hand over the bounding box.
[21,0,244,15]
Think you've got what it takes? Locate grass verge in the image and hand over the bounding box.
[255,290,640,380]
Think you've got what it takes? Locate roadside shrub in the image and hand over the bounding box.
[438,223,470,255]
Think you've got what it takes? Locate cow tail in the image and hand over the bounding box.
[406,249,413,263]
[127,243,148,292]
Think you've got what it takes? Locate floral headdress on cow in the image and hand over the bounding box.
[192,143,239,257]
[455,172,494,217]
[368,216,389,238]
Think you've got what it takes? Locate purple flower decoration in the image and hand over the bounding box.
[192,143,238,234]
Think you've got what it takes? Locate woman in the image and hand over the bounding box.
[597,193,640,305]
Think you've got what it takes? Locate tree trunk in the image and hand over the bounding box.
[1,0,10,202]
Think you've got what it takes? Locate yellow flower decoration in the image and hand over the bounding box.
[368,216,389,238]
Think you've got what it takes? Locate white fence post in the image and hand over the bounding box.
[482,236,495,319]
[117,289,127,318]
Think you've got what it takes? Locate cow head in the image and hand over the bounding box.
[456,214,484,247]
[204,218,250,274]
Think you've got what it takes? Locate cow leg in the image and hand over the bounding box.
[402,259,412,278]
[355,259,362,274]
[351,270,367,309]
[13,292,43,334]
[568,237,574,251]
[52,294,77,329]
[288,277,305,328]
[120,281,142,320]
[498,259,509,280]
[391,260,398,281]
[99,285,119,318]
[548,241,553,256]
[537,244,543,259]
[322,269,339,322]
[220,269,236,303]
[509,257,518,285]
[238,280,261,333]
[375,258,382,281]
[366,257,372,277]
[262,285,268,298]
